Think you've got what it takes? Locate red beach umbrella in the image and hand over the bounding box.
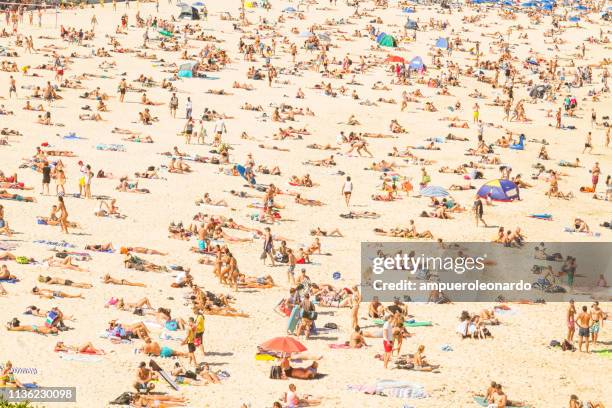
[260,336,307,354]
[386,55,405,63]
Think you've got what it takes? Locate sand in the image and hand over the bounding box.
[0,0,610,407]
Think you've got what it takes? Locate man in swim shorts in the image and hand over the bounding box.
[576,305,591,352]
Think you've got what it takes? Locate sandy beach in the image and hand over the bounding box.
[0,0,610,406]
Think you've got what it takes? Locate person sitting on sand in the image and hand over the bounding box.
[412,345,440,371]
[0,361,24,387]
[569,395,605,408]
[283,383,321,407]
[349,326,368,348]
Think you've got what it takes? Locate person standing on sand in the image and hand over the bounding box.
[55,196,69,234]
[8,76,16,98]
[350,286,360,330]
[194,309,205,356]
[41,161,51,195]
[472,102,480,123]
[582,132,593,154]
[589,301,604,345]
[342,176,352,206]
[118,78,127,102]
[182,318,197,367]
[576,306,591,352]
[567,299,576,343]
[473,196,487,227]
[382,315,393,369]
[590,162,600,193]
[262,227,275,267]
[169,93,178,118]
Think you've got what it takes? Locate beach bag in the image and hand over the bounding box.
[561,340,575,351]
[549,340,560,347]
[269,365,282,380]
[324,323,338,329]
[110,392,133,405]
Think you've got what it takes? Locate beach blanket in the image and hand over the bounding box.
[347,380,427,399]
[59,353,102,362]
[591,350,612,358]
[96,143,126,152]
[159,329,186,341]
[34,239,75,248]
[63,132,86,140]
[328,343,351,349]
[563,227,601,237]
[0,278,18,283]
[529,213,552,220]
[372,319,432,327]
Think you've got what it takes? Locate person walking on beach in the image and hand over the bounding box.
[583,132,593,154]
[342,176,353,206]
[169,93,178,118]
[576,306,591,352]
[118,78,127,102]
[567,299,576,343]
[185,97,192,119]
[473,196,487,227]
[8,76,16,98]
[41,161,51,195]
[262,227,275,267]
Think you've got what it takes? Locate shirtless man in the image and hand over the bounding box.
[590,301,604,344]
[576,306,591,352]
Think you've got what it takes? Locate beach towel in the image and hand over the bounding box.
[328,343,351,349]
[529,213,552,220]
[473,396,531,407]
[59,353,102,362]
[159,330,186,341]
[563,227,601,237]
[372,319,432,327]
[96,143,126,152]
[0,278,18,283]
[34,239,75,248]
[591,350,612,358]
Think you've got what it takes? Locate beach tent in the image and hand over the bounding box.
[158,29,174,37]
[178,61,197,78]
[419,186,449,198]
[477,179,519,201]
[178,4,200,19]
[403,7,415,12]
[378,34,397,47]
[405,19,418,30]
[299,31,315,37]
[435,37,449,49]
[409,56,424,70]
[318,33,332,42]
[375,32,387,43]
[568,15,580,21]
[192,1,204,5]
[235,164,256,185]
[521,1,536,6]
[283,6,296,12]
